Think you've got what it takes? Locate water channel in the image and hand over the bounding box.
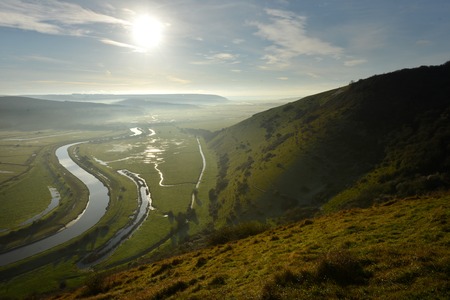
[0,143,109,267]
[78,169,154,267]
[0,128,202,267]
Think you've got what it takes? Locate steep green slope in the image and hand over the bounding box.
[208,62,450,223]
[5,62,450,299]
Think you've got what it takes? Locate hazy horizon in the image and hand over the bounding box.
[1,1,449,99]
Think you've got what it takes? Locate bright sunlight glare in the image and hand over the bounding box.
[132,15,163,50]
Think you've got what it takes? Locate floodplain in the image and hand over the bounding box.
[0,97,282,297]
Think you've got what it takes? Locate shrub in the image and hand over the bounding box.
[195,257,208,268]
[83,272,110,296]
[315,249,370,285]
[208,222,269,245]
[152,263,172,277]
[151,280,188,300]
[209,275,227,286]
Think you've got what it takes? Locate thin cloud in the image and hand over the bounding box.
[0,0,128,36]
[100,39,146,53]
[250,9,343,68]
[191,52,240,65]
[232,39,245,44]
[344,59,367,67]
[212,53,237,61]
[17,55,72,65]
[32,80,101,86]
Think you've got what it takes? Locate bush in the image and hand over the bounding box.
[151,280,188,300]
[208,222,269,245]
[83,272,110,296]
[315,249,370,285]
[209,275,227,286]
[194,257,208,268]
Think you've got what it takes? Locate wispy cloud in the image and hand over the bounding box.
[250,9,343,68]
[344,59,367,67]
[211,53,238,61]
[0,0,128,36]
[232,39,245,44]
[100,39,146,53]
[191,52,240,65]
[16,55,72,65]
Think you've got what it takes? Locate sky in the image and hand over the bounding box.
[0,0,449,100]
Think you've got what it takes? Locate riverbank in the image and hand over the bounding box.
[0,142,109,267]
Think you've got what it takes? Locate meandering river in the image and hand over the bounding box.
[0,143,109,267]
[0,128,201,267]
[78,169,154,267]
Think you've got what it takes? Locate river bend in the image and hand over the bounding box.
[0,143,109,267]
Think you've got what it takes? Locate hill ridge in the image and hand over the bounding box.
[207,61,450,224]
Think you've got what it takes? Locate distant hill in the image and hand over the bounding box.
[0,94,229,129]
[207,61,450,224]
[0,96,142,130]
[119,94,229,105]
[116,98,199,109]
[27,93,229,105]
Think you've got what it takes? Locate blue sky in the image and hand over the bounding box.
[0,0,449,99]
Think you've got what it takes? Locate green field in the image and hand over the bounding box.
[0,124,218,298]
[75,125,217,267]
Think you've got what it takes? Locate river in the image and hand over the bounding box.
[0,142,109,267]
[191,137,207,209]
[78,169,154,267]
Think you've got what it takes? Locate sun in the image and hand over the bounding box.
[132,15,163,50]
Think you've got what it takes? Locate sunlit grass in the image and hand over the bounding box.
[47,193,449,299]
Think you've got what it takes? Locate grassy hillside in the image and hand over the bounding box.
[3,62,450,299]
[45,192,449,299]
[207,62,450,224]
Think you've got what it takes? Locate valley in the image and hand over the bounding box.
[0,95,282,297]
[0,63,449,299]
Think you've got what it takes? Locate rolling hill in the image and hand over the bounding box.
[3,62,450,299]
[0,96,142,130]
[207,61,450,224]
[0,94,229,130]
